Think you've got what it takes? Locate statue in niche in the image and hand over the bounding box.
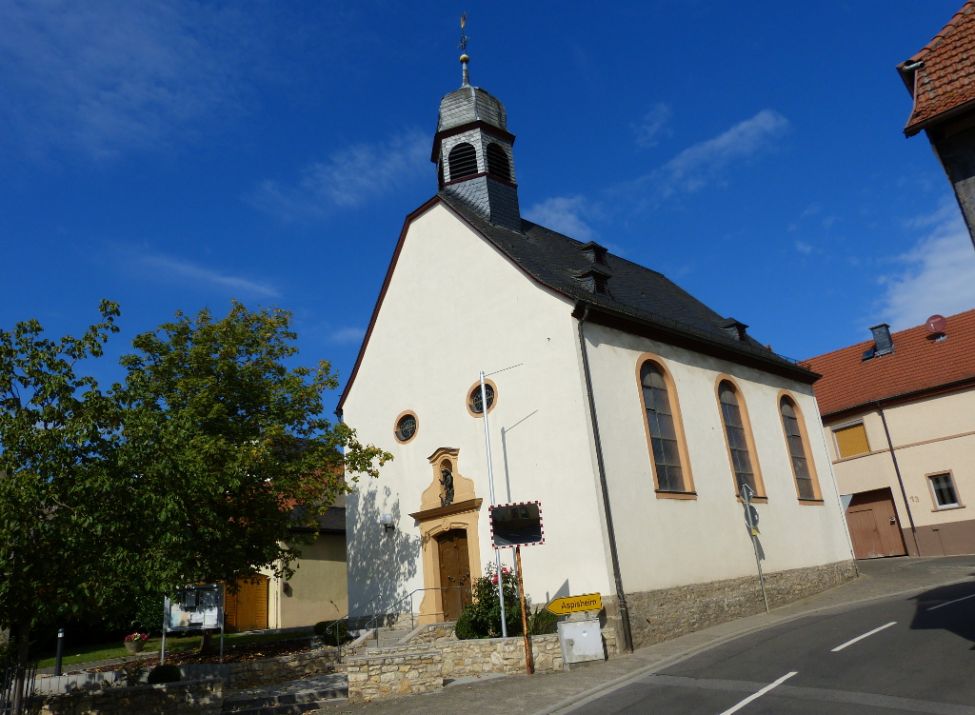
[440,463,455,507]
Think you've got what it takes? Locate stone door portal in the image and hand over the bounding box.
[437,529,472,621]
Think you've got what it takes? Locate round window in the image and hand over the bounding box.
[469,383,495,414]
[394,413,417,443]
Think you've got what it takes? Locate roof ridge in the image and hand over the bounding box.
[906,0,975,63]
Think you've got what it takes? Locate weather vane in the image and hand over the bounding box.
[458,13,470,86]
[459,13,469,52]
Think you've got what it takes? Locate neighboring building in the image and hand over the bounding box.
[899,0,975,249]
[805,310,975,558]
[226,502,349,631]
[339,53,855,650]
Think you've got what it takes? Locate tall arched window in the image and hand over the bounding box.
[638,358,693,496]
[779,395,822,502]
[486,143,511,182]
[448,142,478,181]
[717,380,765,498]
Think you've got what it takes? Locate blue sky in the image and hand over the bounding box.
[2,1,974,413]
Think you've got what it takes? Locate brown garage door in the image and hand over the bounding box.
[224,575,269,632]
[845,488,907,559]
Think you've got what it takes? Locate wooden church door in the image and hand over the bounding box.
[437,529,472,621]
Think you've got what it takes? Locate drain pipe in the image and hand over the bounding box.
[577,304,634,653]
[877,402,920,556]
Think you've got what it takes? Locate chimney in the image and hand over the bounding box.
[862,323,893,360]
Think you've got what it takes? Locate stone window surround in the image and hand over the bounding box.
[466,378,498,418]
[777,391,825,504]
[714,374,768,503]
[393,410,419,444]
[926,469,964,511]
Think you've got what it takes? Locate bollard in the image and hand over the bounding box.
[54,628,64,676]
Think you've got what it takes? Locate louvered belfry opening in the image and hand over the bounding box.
[486,143,511,182]
[448,142,478,181]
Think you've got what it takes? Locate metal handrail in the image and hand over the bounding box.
[324,585,470,650]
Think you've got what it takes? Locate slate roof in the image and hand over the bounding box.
[437,85,508,133]
[804,308,975,418]
[900,1,975,135]
[438,193,813,382]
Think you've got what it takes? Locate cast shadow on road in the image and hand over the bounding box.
[909,576,975,649]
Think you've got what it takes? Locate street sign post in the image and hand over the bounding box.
[546,593,603,616]
[741,484,769,613]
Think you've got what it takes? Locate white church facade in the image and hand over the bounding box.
[338,55,856,650]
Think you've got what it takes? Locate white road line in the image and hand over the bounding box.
[831,621,897,652]
[717,671,798,715]
[928,592,975,611]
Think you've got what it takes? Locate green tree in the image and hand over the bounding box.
[115,302,390,615]
[0,301,126,713]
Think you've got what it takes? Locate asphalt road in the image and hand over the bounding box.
[568,579,975,714]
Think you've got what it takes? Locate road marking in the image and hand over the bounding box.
[928,593,975,611]
[831,621,897,652]
[717,671,797,715]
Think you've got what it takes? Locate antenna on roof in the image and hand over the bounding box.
[459,13,471,87]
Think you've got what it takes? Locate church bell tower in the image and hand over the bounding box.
[432,46,521,231]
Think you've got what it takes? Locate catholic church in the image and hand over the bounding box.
[338,49,855,650]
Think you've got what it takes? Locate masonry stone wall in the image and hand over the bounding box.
[627,559,856,648]
[36,678,222,715]
[189,646,340,689]
[344,650,442,703]
[437,633,563,677]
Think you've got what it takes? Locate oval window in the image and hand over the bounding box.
[394,413,417,443]
[469,383,495,414]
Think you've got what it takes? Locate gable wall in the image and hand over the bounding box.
[583,322,854,593]
[342,204,614,617]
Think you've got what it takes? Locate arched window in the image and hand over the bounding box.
[486,143,511,182]
[779,395,822,501]
[717,379,765,498]
[448,142,478,181]
[638,359,693,496]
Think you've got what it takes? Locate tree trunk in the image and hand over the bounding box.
[198,630,215,655]
[11,622,30,715]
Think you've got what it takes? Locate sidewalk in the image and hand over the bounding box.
[312,555,975,715]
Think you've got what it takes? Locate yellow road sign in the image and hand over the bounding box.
[545,593,603,615]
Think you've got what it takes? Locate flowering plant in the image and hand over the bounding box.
[455,563,521,639]
[123,631,150,643]
[490,566,512,585]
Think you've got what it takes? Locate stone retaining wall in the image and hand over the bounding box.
[437,633,563,677]
[184,646,340,689]
[627,559,856,648]
[344,650,442,703]
[36,678,222,714]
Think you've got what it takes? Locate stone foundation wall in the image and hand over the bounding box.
[36,678,222,715]
[436,633,563,677]
[627,559,856,648]
[344,650,442,703]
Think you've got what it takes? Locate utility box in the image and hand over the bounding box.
[557,618,604,665]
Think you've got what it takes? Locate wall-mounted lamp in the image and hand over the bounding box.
[379,513,395,533]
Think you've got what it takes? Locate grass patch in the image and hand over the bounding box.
[35,629,314,669]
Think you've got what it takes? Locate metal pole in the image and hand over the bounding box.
[160,597,168,665]
[480,370,508,638]
[751,534,770,613]
[515,546,534,674]
[54,628,64,677]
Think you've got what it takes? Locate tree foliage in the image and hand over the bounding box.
[0,300,390,686]
[115,302,390,592]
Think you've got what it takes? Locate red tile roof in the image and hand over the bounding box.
[901,1,975,135]
[804,308,975,418]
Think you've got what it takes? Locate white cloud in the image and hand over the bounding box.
[0,0,248,159]
[140,254,279,298]
[876,202,975,329]
[633,103,672,148]
[660,109,789,194]
[794,240,814,255]
[328,327,365,345]
[524,196,597,242]
[254,130,428,221]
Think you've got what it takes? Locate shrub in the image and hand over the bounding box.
[530,606,559,635]
[454,609,478,640]
[455,563,522,639]
[314,620,350,644]
[147,664,181,684]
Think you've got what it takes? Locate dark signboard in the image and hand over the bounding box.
[490,501,544,548]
